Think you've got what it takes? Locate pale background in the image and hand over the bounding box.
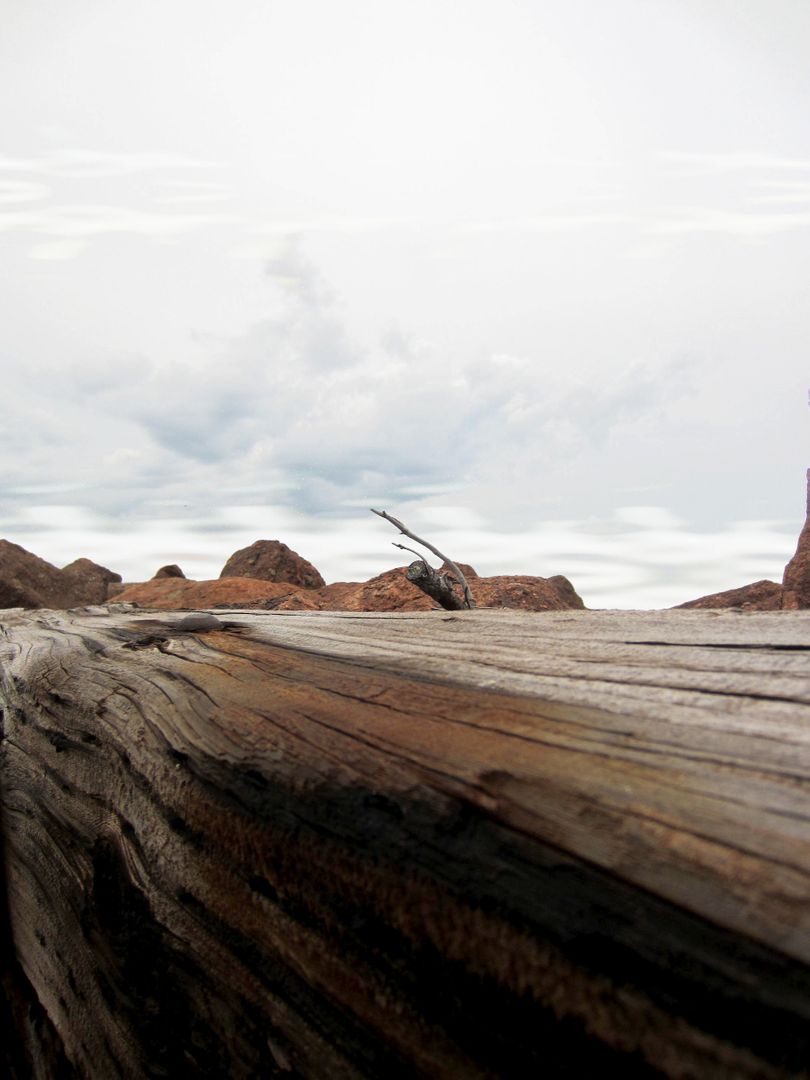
[2,0,808,607]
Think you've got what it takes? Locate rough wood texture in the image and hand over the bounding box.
[2,607,810,1078]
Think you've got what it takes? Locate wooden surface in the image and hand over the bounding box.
[2,606,810,1078]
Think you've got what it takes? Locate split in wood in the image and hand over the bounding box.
[370,509,475,610]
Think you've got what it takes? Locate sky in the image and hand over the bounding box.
[1,0,809,608]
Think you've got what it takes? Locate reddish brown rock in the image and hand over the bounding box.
[783,468,810,607]
[112,565,587,612]
[153,564,186,579]
[220,540,325,589]
[314,568,585,612]
[112,577,314,610]
[675,580,787,611]
[439,561,478,580]
[60,558,122,604]
[547,575,587,610]
[316,569,437,612]
[474,575,585,611]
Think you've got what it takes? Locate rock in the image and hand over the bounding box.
[315,568,585,613]
[112,564,587,613]
[153,564,186,579]
[474,575,586,611]
[60,558,122,605]
[112,577,314,610]
[0,540,69,609]
[0,543,121,609]
[241,590,321,611]
[316,568,437,612]
[675,580,787,611]
[783,468,810,607]
[175,613,223,631]
[439,561,478,580]
[547,575,587,610]
[220,540,325,589]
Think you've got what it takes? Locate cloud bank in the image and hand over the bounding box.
[0,242,801,607]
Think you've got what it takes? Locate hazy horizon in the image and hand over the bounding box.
[2,0,809,608]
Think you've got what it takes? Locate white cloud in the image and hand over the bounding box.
[661,151,810,174]
[9,135,810,269]
[648,205,810,237]
[0,149,220,179]
[30,204,236,239]
[28,238,88,261]
[614,507,686,530]
[745,180,810,205]
[0,179,49,204]
[0,148,233,256]
[460,214,632,234]
[0,242,707,570]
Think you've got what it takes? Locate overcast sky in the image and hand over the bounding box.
[2,0,809,607]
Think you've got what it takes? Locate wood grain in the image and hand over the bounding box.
[2,607,810,1078]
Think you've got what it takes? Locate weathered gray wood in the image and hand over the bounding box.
[2,607,810,1078]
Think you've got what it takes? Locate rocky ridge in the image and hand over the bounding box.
[782,468,810,608]
[0,535,585,614]
[5,469,810,613]
[111,567,585,613]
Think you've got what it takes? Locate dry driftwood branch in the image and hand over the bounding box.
[370,508,475,608]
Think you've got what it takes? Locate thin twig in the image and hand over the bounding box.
[392,542,429,566]
[370,509,475,608]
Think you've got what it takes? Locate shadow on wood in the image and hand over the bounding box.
[2,607,810,1078]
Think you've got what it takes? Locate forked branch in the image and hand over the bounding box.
[370,509,475,609]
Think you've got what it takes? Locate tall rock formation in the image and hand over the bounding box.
[782,467,810,607]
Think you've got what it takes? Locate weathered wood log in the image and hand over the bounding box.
[2,606,810,1078]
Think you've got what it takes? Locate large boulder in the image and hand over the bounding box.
[547,575,586,609]
[474,575,585,611]
[0,542,121,609]
[220,541,325,589]
[783,468,810,607]
[317,569,438,612]
[0,540,68,609]
[60,558,122,605]
[153,564,186,580]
